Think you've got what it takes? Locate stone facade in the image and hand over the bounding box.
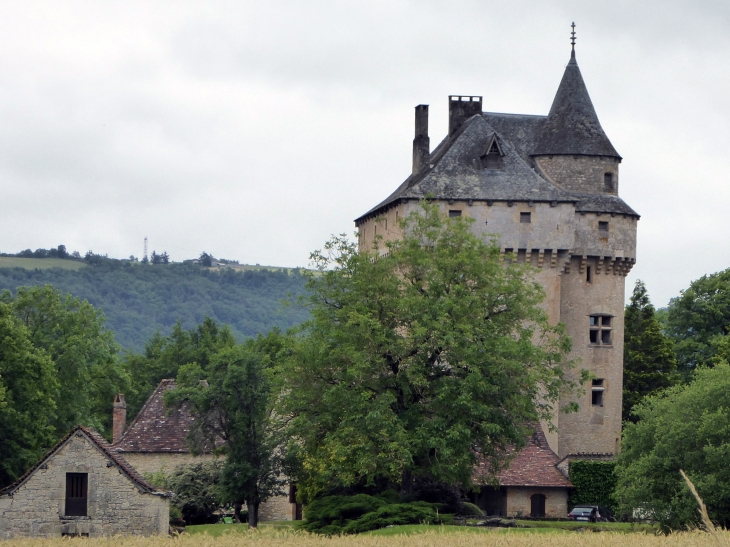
[113,380,298,522]
[0,427,169,539]
[506,487,568,518]
[355,47,638,466]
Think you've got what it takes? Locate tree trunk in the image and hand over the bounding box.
[233,502,244,523]
[401,468,413,497]
[247,501,260,529]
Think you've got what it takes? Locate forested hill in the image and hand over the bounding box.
[0,260,310,351]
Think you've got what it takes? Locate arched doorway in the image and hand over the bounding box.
[530,493,546,518]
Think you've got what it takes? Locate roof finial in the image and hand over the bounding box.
[570,22,576,55]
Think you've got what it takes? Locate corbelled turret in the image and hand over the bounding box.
[531,33,622,196]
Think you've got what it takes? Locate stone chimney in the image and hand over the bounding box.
[112,394,126,444]
[412,104,430,175]
[448,95,483,135]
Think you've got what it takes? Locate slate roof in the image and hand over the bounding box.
[532,52,620,158]
[354,51,637,226]
[0,425,168,496]
[356,115,576,223]
[475,424,572,488]
[113,379,200,454]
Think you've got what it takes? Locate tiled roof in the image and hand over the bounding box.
[113,379,201,454]
[475,424,572,488]
[0,426,168,496]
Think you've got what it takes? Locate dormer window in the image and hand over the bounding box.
[480,134,504,169]
[604,172,614,191]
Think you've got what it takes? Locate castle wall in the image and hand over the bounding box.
[535,156,620,195]
[557,255,626,458]
[0,434,169,539]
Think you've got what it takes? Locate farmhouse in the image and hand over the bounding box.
[0,426,170,539]
[112,379,301,521]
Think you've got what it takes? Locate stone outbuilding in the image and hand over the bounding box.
[0,425,170,539]
[472,424,572,518]
[113,379,300,521]
[111,379,216,475]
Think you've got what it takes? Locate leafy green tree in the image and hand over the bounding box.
[666,268,730,376]
[165,461,225,525]
[124,318,236,418]
[1,285,128,436]
[284,202,574,500]
[623,280,678,422]
[0,302,57,487]
[615,363,730,529]
[166,337,288,528]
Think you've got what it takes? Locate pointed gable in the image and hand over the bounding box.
[0,426,165,496]
[532,53,620,159]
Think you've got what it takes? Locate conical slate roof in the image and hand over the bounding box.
[532,52,620,158]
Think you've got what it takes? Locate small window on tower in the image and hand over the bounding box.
[449,210,462,218]
[589,315,613,346]
[604,172,614,190]
[592,379,605,407]
[586,266,592,283]
[598,221,609,232]
[520,212,531,223]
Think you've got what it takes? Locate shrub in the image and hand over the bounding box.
[460,501,485,518]
[166,461,225,525]
[301,493,451,535]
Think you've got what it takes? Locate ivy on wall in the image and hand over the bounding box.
[569,460,617,512]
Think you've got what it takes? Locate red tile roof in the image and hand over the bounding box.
[0,426,169,496]
[475,424,572,488]
[112,379,203,454]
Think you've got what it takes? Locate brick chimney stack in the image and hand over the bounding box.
[112,394,126,444]
[412,104,430,175]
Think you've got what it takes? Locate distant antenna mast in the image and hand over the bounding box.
[143,236,148,262]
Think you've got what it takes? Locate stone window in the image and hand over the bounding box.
[592,379,605,407]
[520,212,531,223]
[598,221,609,232]
[586,266,592,284]
[589,315,612,346]
[65,473,88,517]
[604,172,614,190]
[449,210,462,218]
[530,494,546,517]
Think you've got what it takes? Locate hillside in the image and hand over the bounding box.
[0,259,310,351]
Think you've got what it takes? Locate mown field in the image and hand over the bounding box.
[0,257,87,270]
[2,526,726,547]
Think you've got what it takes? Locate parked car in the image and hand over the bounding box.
[568,505,615,522]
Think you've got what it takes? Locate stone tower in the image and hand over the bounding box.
[354,46,638,460]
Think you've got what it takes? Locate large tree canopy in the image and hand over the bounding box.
[666,268,730,376]
[284,203,575,500]
[615,363,730,530]
[123,318,237,419]
[623,280,677,422]
[1,285,128,436]
[166,331,289,528]
[0,302,57,487]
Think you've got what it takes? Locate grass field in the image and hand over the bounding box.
[2,527,727,546]
[0,257,87,270]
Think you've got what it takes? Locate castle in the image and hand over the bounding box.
[355,37,638,464]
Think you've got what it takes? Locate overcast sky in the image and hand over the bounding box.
[0,0,727,307]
